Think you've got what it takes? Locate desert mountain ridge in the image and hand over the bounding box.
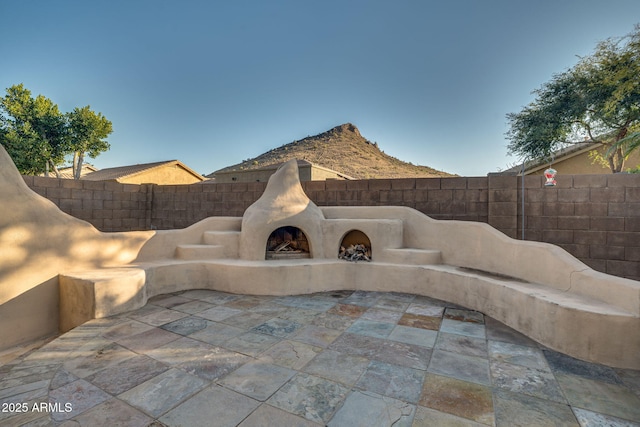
[209,123,454,179]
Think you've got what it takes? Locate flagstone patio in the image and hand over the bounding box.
[1,290,639,426]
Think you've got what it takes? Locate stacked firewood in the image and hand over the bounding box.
[273,241,296,252]
[339,244,371,262]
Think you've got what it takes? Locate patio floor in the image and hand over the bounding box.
[1,290,639,426]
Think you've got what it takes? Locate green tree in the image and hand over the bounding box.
[67,106,112,180]
[0,84,113,178]
[506,25,640,173]
[0,84,68,176]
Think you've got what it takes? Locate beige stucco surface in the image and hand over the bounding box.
[0,146,154,349]
[526,145,640,175]
[118,164,203,185]
[240,161,327,260]
[213,162,347,183]
[2,152,639,369]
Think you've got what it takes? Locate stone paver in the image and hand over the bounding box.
[118,368,207,418]
[361,307,404,323]
[302,349,369,386]
[1,290,639,426]
[251,318,302,338]
[328,390,415,427]
[160,315,211,336]
[440,318,486,339]
[238,403,322,426]
[68,398,153,427]
[218,361,296,401]
[490,359,566,403]
[555,373,640,422]
[267,373,349,424]
[493,389,580,427]
[428,349,491,386]
[159,385,259,427]
[115,327,182,353]
[435,332,487,357]
[346,319,395,339]
[85,355,169,395]
[327,303,368,318]
[49,379,111,421]
[258,340,322,370]
[398,313,442,330]
[419,373,494,425]
[389,325,438,348]
[356,360,426,403]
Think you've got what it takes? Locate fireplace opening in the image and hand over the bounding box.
[339,230,372,262]
[266,226,311,260]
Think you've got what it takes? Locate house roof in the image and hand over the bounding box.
[82,160,204,182]
[495,142,601,176]
[39,164,98,179]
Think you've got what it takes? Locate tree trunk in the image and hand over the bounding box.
[48,160,61,178]
[74,152,84,180]
[72,152,79,179]
[611,127,630,173]
[615,147,625,173]
[607,139,627,173]
[608,154,615,172]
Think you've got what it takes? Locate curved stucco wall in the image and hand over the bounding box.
[4,152,640,370]
[0,146,154,350]
[132,260,639,369]
[321,206,640,316]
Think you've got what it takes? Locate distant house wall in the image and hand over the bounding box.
[300,165,313,181]
[119,164,204,185]
[545,147,611,175]
[524,146,640,176]
[212,164,347,183]
[24,173,640,281]
[213,169,274,183]
[310,165,347,181]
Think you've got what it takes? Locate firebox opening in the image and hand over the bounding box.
[266,226,311,260]
[339,230,372,262]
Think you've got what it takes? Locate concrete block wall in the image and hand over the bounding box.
[21,176,151,231]
[520,173,640,281]
[302,177,488,223]
[488,175,519,238]
[150,182,267,229]
[22,174,640,280]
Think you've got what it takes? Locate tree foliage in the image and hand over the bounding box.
[0,84,112,178]
[67,106,112,180]
[506,25,640,173]
[0,84,67,175]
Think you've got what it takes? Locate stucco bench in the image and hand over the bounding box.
[56,253,640,369]
[59,267,147,332]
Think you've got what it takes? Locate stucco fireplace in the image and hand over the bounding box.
[266,226,311,259]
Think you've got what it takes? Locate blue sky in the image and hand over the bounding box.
[1,1,639,177]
